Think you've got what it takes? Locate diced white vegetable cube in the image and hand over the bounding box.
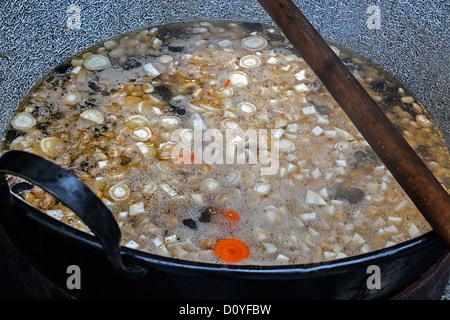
[300,212,316,222]
[306,190,327,205]
[408,223,421,237]
[384,225,398,233]
[129,202,145,216]
[143,62,160,77]
[47,209,64,220]
[312,126,324,136]
[294,69,306,81]
[263,243,277,253]
[125,240,140,249]
[302,105,316,115]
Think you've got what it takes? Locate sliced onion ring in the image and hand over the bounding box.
[11,112,36,131]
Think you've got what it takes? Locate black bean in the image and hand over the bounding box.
[416,145,430,159]
[315,104,331,116]
[161,30,172,39]
[11,182,34,195]
[342,57,353,64]
[54,63,72,74]
[168,26,191,39]
[402,103,419,118]
[170,105,186,116]
[80,161,90,172]
[199,209,212,223]
[336,185,365,204]
[353,147,381,166]
[5,129,19,143]
[123,58,142,71]
[347,188,365,203]
[354,150,368,163]
[168,46,185,53]
[353,63,363,71]
[242,22,264,32]
[182,218,197,229]
[371,79,388,92]
[79,99,98,111]
[88,81,102,92]
[50,110,65,121]
[120,156,132,166]
[265,33,287,42]
[93,123,111,137]
[31,106,40,116]
[31,105,51,117]
[153,85,173,102]
[310,80,323,93]
[36,122,51,135]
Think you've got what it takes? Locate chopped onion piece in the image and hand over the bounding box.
[254,183,271,195]
[129,202,145,216]
[300,212,316,222]
[294,69,306,81]
[351,233,366,245]
[228,71,249,87]
[158,55,173,64]
[160,116,181,129]
[130,127,152,141]
[323,251,337,260]
[125,240,140,249]
[279,139,295,152]
[142,182,157,194]
[143,62,160,77]
[135,142,156,157]
[63,92,80,105]
[238,101,257,115]
[305,190,327,206]
[80,109,105,124]
[191,193,206,206]
[124,115,150,129]
[40,137,64,157]
[302,105,316,115]
[203,178,221,193]
[275,254,289,263]
[47,209,64,220]
[263,243,277,253]
[384,225,398,233]
[263,206,281,224]
[83,54,111,71]
[225,169,241,185]
[408,223,421,237]
[334,127,355,141]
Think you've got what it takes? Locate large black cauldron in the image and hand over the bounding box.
[0,151,446,299]
[0,0,448,300]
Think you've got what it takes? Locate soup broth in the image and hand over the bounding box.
[2,21,449,265]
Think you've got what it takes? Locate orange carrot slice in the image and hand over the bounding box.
[214,238,249,262]
[219,210,240,222]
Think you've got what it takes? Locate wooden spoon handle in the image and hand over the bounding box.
[257,0,450,247]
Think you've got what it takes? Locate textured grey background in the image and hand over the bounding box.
[0,0,449,298]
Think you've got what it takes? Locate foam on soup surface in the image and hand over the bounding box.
[3,21,449,265]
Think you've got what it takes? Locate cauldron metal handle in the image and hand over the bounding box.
[0,150,145,277]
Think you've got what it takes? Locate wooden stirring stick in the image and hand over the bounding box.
[257,0,450,248]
